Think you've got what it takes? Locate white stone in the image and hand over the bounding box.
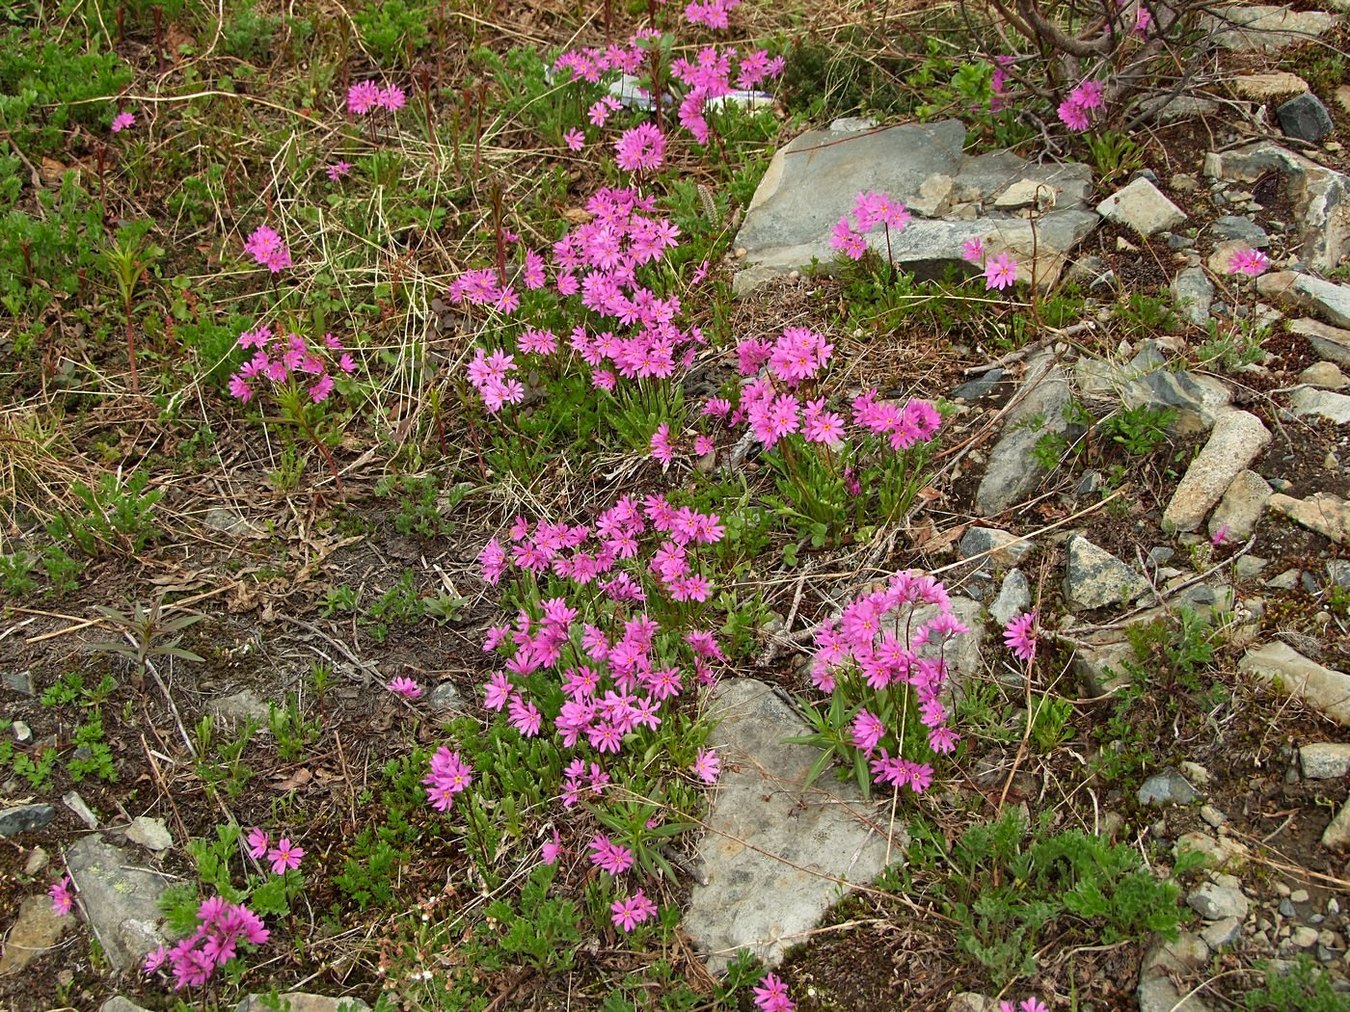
[1290,386,1350,423]
[1209,469,1272,542]
[1240,641,1350,725]
[1096,177,1187,236]
[1164,410,1272,532]
[1259,271,1350,329]
[1231,72,1310,99]
[125,816,172,852]
[1301,742,1350,778]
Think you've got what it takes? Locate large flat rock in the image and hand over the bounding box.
[65,834,171,972]
[683,678,899,972]
[976,352,1078,515]
[733,120,1096,293]
[1239,642,1350,724]
[1163,410,1271,532]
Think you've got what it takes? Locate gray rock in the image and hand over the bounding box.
[1205,5,1339,52]
[950,368,1004,401]
[1278,93,1335,143]
[65,834,171,971]
[1211,215,1271,247]
[887,596,986,690]
[1291,318,1350,368]
[101,999,153,1012]
[2,669,34,695]
[1176,831,1251,870]
[1096,177,1186,236]
[1063,536,1150,611]
[1329,560,1350,587]
[63,790,99,830]
[1266,491,1350,543]
[1138,769,1198,807]
[235,995,371,1012]
[948,995,997,1012]
[1143,931,1210,976]
[209,689,271,727]
[1163,409,1272,532]
[1200,805,1227,828]
[1188,881,1250,920]
[1172,267,1215,328]
[1290,386,1350,423]
[1304,743,1350,779]
[1292,925,1322,948]
[1073,640,1135,697]
[1208,144,1350,274]
[0,803,56,838]
[0,893,70,975]
[732,122,1096,293]
[1259,272,1350,329]
[1122,370,1232,434]
[989,570,1031,627]
[1137,976,1212,1012]
[1201,916,1243,948]
[427,681,463,711]
[957,526,1033,570]
[125,816,172,852]
[683,679,899,972]
[1266,568,1303,590]
[976,354,1079,515]
[1209,469,1272,542]
[1300,361,1349,389]
[1240,642,1350,725]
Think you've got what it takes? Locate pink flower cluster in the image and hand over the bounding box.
[1003,611,1037,663]
[423,747,474,812]
[1227,247,1270,276]
[228,326,355,404]
[685,0,740,29]
[1057,78,1105,132]
[347,80,406,115]
[614,122,666,173]
[143,897,269,990]
[753,973,796,1011]
[49,876,73,916]
[245,827,305,874]
[461,187,706,410]
[670,45,784,144]
[387,676,423,699]
[553,30,654,85]
[475,495,727,763]
[112,110,136,133]
[811,571,968,792]
[611,888,658,931]
[243,225,291,273]
[829,190,911,260]
[961,237,1020,291]
[1001,1000,1048,1012]
[990,55,1015,111]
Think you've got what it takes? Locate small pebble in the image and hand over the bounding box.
[1200,805,1226,828]
[1281,898,1297,917]
[12,721,31,744]
[1292,889,1311,903]
[1330,898,1341,915]
[23,847,48,875]
[1293,925,1320,948]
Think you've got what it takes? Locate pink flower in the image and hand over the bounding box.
[650,423,677,464]
[386,676,422,699]
[1003,611,1037,663]
[347,80,381,115]
[850,710,886,754]
[542,831,564,865]
[984,252,1018,291]
[49,876,73,916]
[245,827,271,860]
[610,889,658,931]
[309,374,335,403]
[508,693,543,736]
[1057,97,1091,131]
[961,236,985,263]
[753,972,796,1012]
[691,747,720,783]
[588,833,634,875]
[1000,1001,1048,1012]
[1227,248,1270,276]
[326,161,352,182]
[563,128,585,151]
[1210,523,1230,546]
[266,837,304,874]
[111,111,136,133]
[615,122,666,173]
[243,225,292,273]
[378,85,406,112]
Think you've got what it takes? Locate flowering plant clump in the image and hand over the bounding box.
[347,80,406,116]
[795,571,967,797]
[1056,78,1106,132]
[243,225,292,274]
[829,190,911,267]
[143,897,270,990]
[961,236,1022,292]
[111,110,136,132]
[753,972,796,1011]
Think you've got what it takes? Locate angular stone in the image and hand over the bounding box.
[235,995,371,1012]
[1138,769,1198,806]
[0,803,56,838]
[1176,830,1251,869]
[1096,177,1186,236]
[911,173,954,217]
[1072,640,1135,697]
[1323,799,1350,849]
[993,178,1056,210]
[976,354,1078,515]
[989,569,1031,627]
[1163,410,1272,532]
[957,526,1032,569]
[1205,5,1340,52]
[1231,72,1310,100]
[1259,272,1350,329]
[684,679,898,972]
[208,689,272,727]
[1201,916,1243,948]
[1188,881,1250,920]
[949,367,1004,401]
[427,681,463,711]
[125,816,172,852]
[1209,469,1272,542]
[1267,491,1350,542]
[1211,215,1270,247]
[1278,93,1335,143]
[1301,361,1349,389]
[0,894,69,975]
[65,834,171,971]
[1137,976,1212,1012]
[1301,742,1350,778]
[1209,238,1260,277]
[1172,267,1215,328]
[2,669,34,695]
[1240,641,1350,724]
[732,122,1096,292]
[1122,369,1232,434]
[1064,536,1149,612]
[1290,386,1350,423]
[101,999,153,1012]
[1208,143,1350,274]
